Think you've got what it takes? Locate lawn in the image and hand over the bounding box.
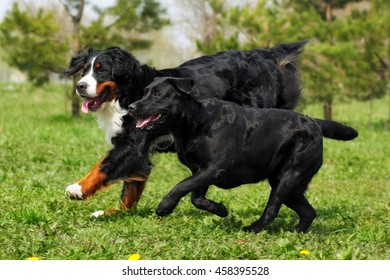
[0,82,389,260]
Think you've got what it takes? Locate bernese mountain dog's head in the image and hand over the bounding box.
[64,47,141,113]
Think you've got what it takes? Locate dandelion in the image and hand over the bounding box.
[128,253,141,260]
[27,256,41,260]
[299,249,310,256]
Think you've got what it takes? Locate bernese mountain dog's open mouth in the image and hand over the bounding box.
[135,113,168,129]
[82,96,103,113]
[81,85,116,113]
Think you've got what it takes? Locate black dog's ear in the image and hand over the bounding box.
[169,78,195,96]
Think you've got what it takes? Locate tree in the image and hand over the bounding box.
[287,0,379,120]
[60,0,85,116]
[0,3,69,85]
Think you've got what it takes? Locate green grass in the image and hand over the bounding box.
[0,82,389,260]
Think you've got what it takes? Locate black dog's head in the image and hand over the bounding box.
[129,77,195,130]
[64,47,141,113]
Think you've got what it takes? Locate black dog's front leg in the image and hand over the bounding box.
[156,171,215,216]
[191,188,228,217]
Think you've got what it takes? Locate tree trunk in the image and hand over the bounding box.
[71,0,84,116]
[323,101,332,121]
[72,75,80,116]
[61,0,85,116]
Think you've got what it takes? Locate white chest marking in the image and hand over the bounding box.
[96,100,127,147]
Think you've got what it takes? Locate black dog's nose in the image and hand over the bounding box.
[128,103,137,112]
[76,81,87,93]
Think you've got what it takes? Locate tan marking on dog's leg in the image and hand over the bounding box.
[66,160,113,200]
[120,180,147,210]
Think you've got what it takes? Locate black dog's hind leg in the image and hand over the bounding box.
[156,170,216,216]
[243,172,314,233]
[283,192,316,233]
[243,186,283,233]
[191,187,228,217]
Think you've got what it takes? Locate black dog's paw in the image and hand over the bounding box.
[215,203,228,217]
[156,206,173,217]
[242,222,264,233]
[156,199,177,216]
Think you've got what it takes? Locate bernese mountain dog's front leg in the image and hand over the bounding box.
[65,159,109,200]
[65,159,149,203]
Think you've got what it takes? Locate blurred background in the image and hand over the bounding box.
[0,0,388,121]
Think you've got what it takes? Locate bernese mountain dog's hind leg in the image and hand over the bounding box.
[119,180,147,210]
[88,180,147,218]
[90,177,149,218]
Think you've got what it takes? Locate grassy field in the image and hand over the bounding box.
[0,82,389,260]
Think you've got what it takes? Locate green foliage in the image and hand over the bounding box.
[0,3,69,85]
[80,0,169,50]
[0,82,389,260]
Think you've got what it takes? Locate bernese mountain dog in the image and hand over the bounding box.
[63,41,355,216]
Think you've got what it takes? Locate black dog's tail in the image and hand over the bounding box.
[315,119,358,141]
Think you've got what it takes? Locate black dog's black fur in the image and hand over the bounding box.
[130,77,358,232]
[64,41,357,209]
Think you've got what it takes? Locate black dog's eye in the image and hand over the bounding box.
[152,90,160,97]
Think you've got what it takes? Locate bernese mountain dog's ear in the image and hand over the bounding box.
[64,48,94,76]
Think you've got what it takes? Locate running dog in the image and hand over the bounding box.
[129,77,358,232]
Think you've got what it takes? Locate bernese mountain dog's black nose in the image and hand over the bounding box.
[76,81,87,94]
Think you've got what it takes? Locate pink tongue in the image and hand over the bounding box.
[81,99,91,113]
[136,116,154,128]
[81,98,100,113]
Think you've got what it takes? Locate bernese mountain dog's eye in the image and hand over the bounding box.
[97,67,105,73]
[152,89,160,97]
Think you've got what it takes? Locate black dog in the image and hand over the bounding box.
[130,77,358,232]
[63,41,314,211]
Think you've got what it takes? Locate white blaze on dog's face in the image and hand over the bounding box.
[77,56,98,98]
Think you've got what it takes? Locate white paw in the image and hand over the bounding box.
[91,210,105,218]
[65,183,84,199]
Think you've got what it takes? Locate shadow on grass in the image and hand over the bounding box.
[88,205,156,222]
[365,119,390,130]
[204,203,358,235]
[47,114,95,124]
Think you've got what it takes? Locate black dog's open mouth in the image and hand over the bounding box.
[136,113,167,129]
